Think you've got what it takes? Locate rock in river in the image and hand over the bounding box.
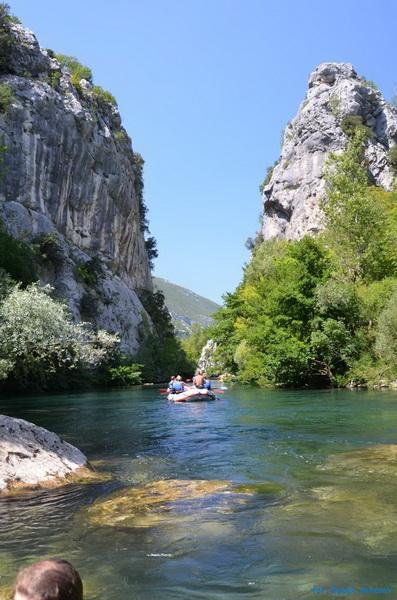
[0,414,92,493]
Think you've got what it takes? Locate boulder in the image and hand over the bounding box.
[0,414,89,493]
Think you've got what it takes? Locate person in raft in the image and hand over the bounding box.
[203,373,212,390]
[193,369,205,388]
[13,558,83,600]
[169,375,185,394]
[167,375,176,392]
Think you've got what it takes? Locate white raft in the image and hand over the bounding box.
[167,387,217,402]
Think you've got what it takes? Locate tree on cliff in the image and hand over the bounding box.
[323,129,394,282]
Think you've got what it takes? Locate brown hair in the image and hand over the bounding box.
[14,558,83,600]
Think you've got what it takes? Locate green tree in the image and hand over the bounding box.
[0,284,118,390]
[182,323,212,365]
[323,128,393,281]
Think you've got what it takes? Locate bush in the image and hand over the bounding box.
[108,364,143,386]
[55,54,92,92]
[4,13,20,24]
[0,3,15,74]
[360,76,379,91]
[92,85,116,106]
[48,70,61,89]
[145,236,158,269]
[114,129,128,142]
[259,160,279,194]
[0,82,12,112]
[0,223,37,284]
[388,145,397,172]
[74,257,103,286]
[36,232,64,265]
[375,289,397,364]
[0,283,118,390]
[340,115,372,138]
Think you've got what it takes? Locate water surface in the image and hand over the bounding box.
[1,387,397,599]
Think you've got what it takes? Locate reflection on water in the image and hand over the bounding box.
[1,388,397,598]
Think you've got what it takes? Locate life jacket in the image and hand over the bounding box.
[194,374,205,388]
[172,381,184,393]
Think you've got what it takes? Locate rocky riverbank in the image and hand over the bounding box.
[0,414,101,493]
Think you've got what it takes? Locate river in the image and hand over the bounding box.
[1,387,397,599]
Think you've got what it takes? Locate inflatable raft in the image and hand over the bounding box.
[167,387,217,402]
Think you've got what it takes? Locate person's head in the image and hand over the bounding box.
[176,375,182,381]
[170,376,175,381]
[14,558,83,600]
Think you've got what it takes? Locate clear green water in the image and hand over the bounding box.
[1,387,397,599]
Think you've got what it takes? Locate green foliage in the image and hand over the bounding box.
[55,54,92,92]
[92,85,116,106]
[74,257,103,287]
[5,13,21,24]
[323,129,394,282]
[182,324,212,364]
[136,289,193,381]
[48,70,61,89]
[0,82,12,112]
[375,289,397,365]
[114,129,128,142]
[132,152,158,270]
[0,283,118,390]
[340,115,372,139]
[213,123,397,388]
[145,236,158,269]
[36,232,64,265]
[133,152,148,232]
[388,145,397,172]
[259,160,279,194]
[108,363,143,386]
[360,76,379,91]
[0,223,37,285]
[0,3,15,74]
[328,94,341,118]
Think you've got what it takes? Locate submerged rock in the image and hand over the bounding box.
[265,444,397,554]
[319,444,397,480]
[0,414,103,493]
[87,478,283,529]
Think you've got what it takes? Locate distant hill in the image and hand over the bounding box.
[153,277,220,337]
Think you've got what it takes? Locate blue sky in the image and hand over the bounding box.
[9,0,397,303]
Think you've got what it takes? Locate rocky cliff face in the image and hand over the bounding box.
[0,23,153,353]
[262,63,397,240]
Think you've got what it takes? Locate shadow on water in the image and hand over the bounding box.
[1,386,397,598]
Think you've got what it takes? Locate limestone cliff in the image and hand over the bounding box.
[0,22,153,353]
[261,63,397,240]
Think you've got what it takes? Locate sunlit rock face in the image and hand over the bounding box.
[0,24,153,353]
[261,62,397,240]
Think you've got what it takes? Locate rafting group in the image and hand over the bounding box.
[166,370,217,402]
